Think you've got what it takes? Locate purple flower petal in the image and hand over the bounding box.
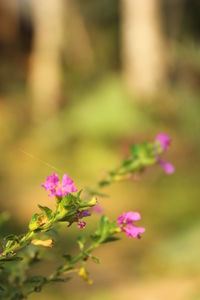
[79,210,91,218]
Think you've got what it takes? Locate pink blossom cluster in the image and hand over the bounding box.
[117,212,145,239]
[41,173,77,198]
[155,133,175,175]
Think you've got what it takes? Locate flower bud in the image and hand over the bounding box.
[31,239,53,248]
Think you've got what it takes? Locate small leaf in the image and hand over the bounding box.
[79,197,97,208]
[86,188,108,198]
[63,254,72,263]
[50,277,70,282]
[91,256,100,264]
[27,275,46,283]
[0,256,23,262]
[4,234,19,241]
[98,179,111,187]
[28,213,40,231]
[62,193,79,208]
[38,205,53,220]
[77,190,83,198]
[130,144,140,158]
[102,236,120,244]
[4,239,18,250]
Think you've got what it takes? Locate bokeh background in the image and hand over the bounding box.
[0,0,200,299]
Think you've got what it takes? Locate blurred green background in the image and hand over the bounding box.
[0,0,200,299]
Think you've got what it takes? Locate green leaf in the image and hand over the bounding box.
[86,188,108,198]
[24,275,47,293]
[79,197,97,208]
[50,277,70,282]
[101,236,120,244]
[29,213,40,231]
[63,254,72,263]
[4,234,19,242]
[99,215,108,232]
[55,202,68,221]
[27,275,46,283]
[38,205,53,220]
[77,190,83,198]
[91,256,100,264]
[4,239,18,250]
[98,179,111,187]
[130,144,140,158]
[91,216,119,244]
[0,256,23,262]
[61,193,79,209]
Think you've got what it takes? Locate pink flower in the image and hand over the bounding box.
[41,173,59,192]
[155,133,175,175]
[156,133,171,152]
[41,173,77,197]
[123,224,145,238]
[77,221,86,229]
[159,159,175,175]
[117,212,141,224]
[92,204,103,214]
[117,212,145,239]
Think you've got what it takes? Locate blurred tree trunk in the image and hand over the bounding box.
[0,0,19,43]
[29,0,63,121]
[121,0,166,96]
[63,0,94,69]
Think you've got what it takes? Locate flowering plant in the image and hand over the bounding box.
[0,134,174,299]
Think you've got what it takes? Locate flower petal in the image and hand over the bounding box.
[77,221,86,229]
[41,173,60,191]
[156,133,171,152]
[124,224,146,238]
[159,159,175,175]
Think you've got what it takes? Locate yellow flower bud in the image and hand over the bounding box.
[78,267,93,285]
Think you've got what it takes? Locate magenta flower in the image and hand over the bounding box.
[41,173,77,197]
[41,173,59,192]
[159,159,175,175]
[117,212,145,239]
[156,133,171,152]
[155,133,175,175]
[123,224,146,239]
[77,221,86,229]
